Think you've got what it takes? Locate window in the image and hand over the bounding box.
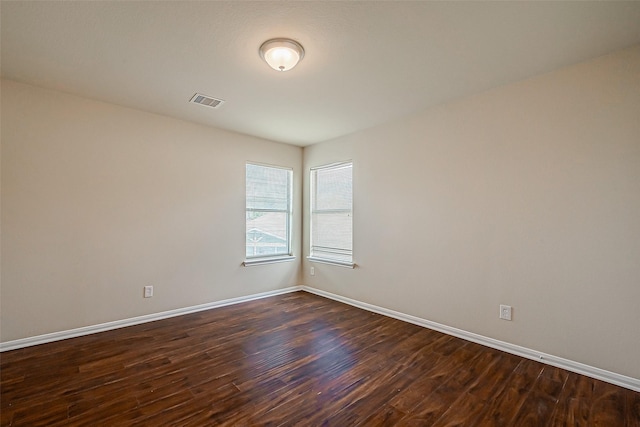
[245,163,293,264]
[309,161,354,267]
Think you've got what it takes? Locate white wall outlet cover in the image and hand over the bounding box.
[144,286,153,298]
[500,304,512,321]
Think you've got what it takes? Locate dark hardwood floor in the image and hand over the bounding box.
[1,291,639,426]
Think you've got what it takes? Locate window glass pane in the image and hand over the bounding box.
[246,211,289,257]
[311,212,352,252]
[246,164,290,211]
[310,162,353,263]
[246,163,292,259]
[314,165,352,211]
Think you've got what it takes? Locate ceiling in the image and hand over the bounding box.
[2,1,640,147]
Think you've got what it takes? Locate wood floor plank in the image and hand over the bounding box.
[628,390,640,427]
[590,381,628,426]
[398,378,466,425]
[1,291,638,426]
[471,358,544,426]
[547,372,592,427]
[511,389,558,426]
[431,391,486,427]
[357,404,407,426]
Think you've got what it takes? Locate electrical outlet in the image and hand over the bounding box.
[144,285,153,298]
[499,304,512,321]
[310,266,315,276]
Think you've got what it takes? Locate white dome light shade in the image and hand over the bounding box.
[259,38,305,72]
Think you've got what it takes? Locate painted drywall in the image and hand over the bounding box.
[1,80,302,342]
[303,46,640,380]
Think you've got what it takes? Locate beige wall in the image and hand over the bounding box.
[1,80,302,342]
[2,45,639,381]
[303,46,640,379]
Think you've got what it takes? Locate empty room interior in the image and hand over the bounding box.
[1,1,639,425]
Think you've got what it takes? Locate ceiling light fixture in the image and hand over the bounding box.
[259,38,305,72]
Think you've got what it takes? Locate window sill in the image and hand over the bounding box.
[243,255,296,267]
[307,256,356,269]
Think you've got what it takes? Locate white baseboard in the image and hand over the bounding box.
[300,286,640,392]
[3,284,638,392]
[0,286,303,352]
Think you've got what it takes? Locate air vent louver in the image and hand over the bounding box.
[190,93,224,109]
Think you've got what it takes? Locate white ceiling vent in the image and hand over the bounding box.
[190,93,225,109]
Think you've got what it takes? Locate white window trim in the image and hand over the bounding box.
[309,161,354,267]
[244,162,293,265]
[307,256,355,269]
[243,255,296,267]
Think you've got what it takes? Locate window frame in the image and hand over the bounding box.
[308,161,355,268]
[244,162,295,266]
